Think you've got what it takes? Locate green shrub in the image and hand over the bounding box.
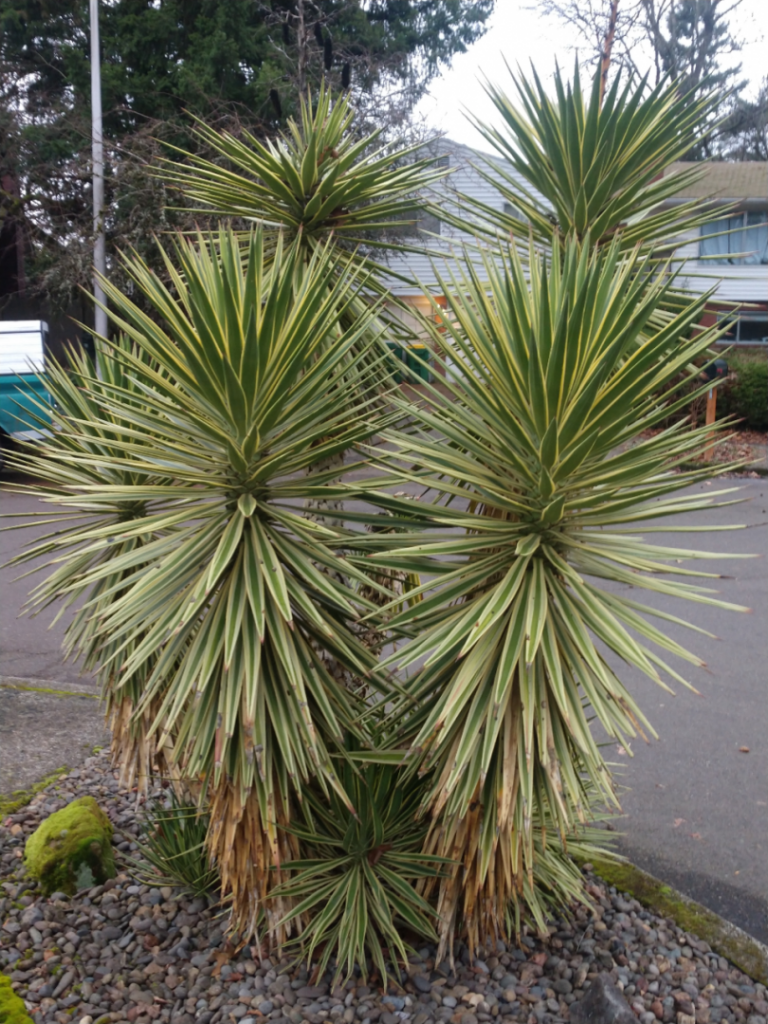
[0,974,34,1024]
[24,796,115,896]
[717,358,768,431]
[134,789,220,898]
[271,759,447,986]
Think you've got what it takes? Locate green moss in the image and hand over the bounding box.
[585,855,768,985]
[0,682,99,700]
[24,796,115,897]
[0,973,34,1024]
[0,767,69,818]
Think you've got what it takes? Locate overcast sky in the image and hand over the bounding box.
[415,0,767,149]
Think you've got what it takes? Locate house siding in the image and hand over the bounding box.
[379,139,539,296]
[673,229,767,303]
[383,148,767,355]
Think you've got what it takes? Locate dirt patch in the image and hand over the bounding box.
[685,429,767,468]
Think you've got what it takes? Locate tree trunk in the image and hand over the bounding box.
[296,0,308,95]
[599,0,621,106]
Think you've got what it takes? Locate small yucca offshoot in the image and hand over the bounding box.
[159,82,449,279]
[271,758,450,986]
[459,63,724,259]
[364,236,750,958]
[136,789,220,898]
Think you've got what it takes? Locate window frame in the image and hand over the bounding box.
[699,209,768,265]
[715,311,768,346]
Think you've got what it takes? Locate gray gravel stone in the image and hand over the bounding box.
[1,752,766,1024]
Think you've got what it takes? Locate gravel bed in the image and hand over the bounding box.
[2,753,766,1024]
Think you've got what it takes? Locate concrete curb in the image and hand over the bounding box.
[584,855,768,985]
[677,461,768,476]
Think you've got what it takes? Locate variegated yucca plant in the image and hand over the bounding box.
[460,63,723,257]
[9,229,402,941]
[361,240,749,958]
[162,81,447,275]
[353,64,750,957]
[6,64,750,974]
[7,86,449,971]
[161,81,449,548]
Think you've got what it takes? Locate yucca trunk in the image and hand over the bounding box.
[208,781,299,942]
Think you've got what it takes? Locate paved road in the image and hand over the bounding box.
[1,476,766,942]
[0,478,108,798]
[590,477,768,943]
[0,482,96,686]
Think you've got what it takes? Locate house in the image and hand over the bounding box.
[663,162,768,348]
[379,138,530,368]
[379,144,768,377]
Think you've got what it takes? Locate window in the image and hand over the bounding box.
[416,210,441,235]
[700,212,768,264]
[717,312,768,345]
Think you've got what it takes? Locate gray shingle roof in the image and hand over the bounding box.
[664,162,767,199]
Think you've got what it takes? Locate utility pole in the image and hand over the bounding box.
[90,0,107,342]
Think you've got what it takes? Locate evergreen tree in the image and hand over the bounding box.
[0,0,493,311]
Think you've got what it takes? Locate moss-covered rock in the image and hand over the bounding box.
[0,972,34,1024]
[23,796,115,896]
